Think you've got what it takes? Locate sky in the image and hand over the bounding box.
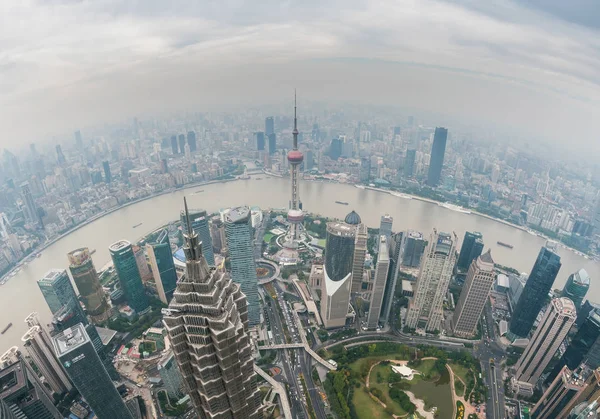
[1,0,599,152]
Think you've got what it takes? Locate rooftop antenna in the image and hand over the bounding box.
[183,197,193,237]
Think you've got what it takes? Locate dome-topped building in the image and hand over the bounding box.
[344,210,361,225]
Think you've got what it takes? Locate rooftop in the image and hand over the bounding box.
[344,210,361,225]
[573,269,591,286]
[109,240,132,252]
[52,323,90,357]
[479,249,494,264]
[225,206,250,223]
[38,268,66,284]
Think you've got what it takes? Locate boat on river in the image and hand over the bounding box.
[497,241,514,249]
[335,201,349,205]
[437,202,471,214]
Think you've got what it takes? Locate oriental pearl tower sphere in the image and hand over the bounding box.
[286,92,304,247]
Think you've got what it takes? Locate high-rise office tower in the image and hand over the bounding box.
[406,230,457,332]
[380,232,403,327]
[74,130,83,149]
[265,116,274,136]
[0,347,62,419]
[102,160,111,183]
[578,301,600,327]
[163,199,263,418]
[360,157,371,183]
[256,132,265,151]
[210,217,226,253]
[367,236,390,329]
[21,315,72,395]
[404,149,416,178]
[568,400,599,419]
[510,242,562,338]
[109,240,150,314]
[180,209,215,266]
[426,127,448,187]
[20,181,37,225]
[452,251,496,337]
[133,245,152,283]
[570,369,600,415]
[286,94,305,245]
[562,269,591,309]
[187,131,197,152]
[170,135,178,154]
[268,133,276,155]
[0,399,18,419]
[329,137,343,160]
[158,351,183,400]
[400,230,426,267]
[146,229,178,304]
[347,211,366,294]
[548,309,600,383]
[379,214,393,240]
[531,365,587,419]
[225,207,260,326]
[515,297,576,384]
[321,221,356,329]
[55,144,66,165]
[67,248,111,323]
[457,231,484,271]
[52,324,134,419]
[178,134,186,155]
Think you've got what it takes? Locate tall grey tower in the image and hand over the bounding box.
[163,198,263,418]
[286,92,304,246]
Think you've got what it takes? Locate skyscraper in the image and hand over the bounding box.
[102,160,111,183]
[52,324,134,419]
[562,269,591,309]
[37,269,85,318]
[321,221,356,329]
[178,134,186,155]
[187,131,197,152]
[548,309,600,383]
[109,240,150,314]
[379,214,393,240]
[163,199,262,418]
[146,229,178,304]
[367,236,390,329]
[347,211,366,294]
[67,248,111,323]
[426,127,448,187]
[157,351,183,400]
[20,181,37,225]
[74,130,83,149]
[55,144,66,165]
[531,366,587,419]
[265,116,274,136]
[404,149,416,178]
[514,297,576,384]
[0,347,62,419]
[170,135,178,154]
[268,133,276,155]
[400,230,426,267]
[180,209,215,266]
[380,232,403,327]
[256,132,265,151]
[286,93,305,245]
[457,231,483,271]
[225,207,260,326]
[406,230,458,332]
[21,315,72,395]
[452,251,496,338]
[509,242,562,338]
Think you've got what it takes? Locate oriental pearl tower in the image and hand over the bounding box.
[285,92,304,248]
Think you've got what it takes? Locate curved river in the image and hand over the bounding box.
[1,176,598,351]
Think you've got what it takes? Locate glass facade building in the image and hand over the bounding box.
[457,231,484,271]
[67,248,111,323]
[53,324,133,419]
[146,229,178,304]
[426,127,448,187]
[109,240,149,314]
[180,209,214,266]
[562,269,590,308]
[225,207,260,326]
[509,243,562,338]
[157,351,183,399]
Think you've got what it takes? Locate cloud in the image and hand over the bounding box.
[0,0,598,151]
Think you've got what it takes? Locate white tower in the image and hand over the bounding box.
[286,91,304,247]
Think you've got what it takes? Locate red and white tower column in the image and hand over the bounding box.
[286,92,304,245]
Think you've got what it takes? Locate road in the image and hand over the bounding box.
[477,301,506,419]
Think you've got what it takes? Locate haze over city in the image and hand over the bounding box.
[1,2,600,419]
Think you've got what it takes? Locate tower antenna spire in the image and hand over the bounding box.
[183,197,193,236]
[293,89,298,149]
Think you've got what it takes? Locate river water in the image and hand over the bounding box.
[1,176,598,352]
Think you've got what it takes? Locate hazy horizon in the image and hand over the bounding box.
[2,0,599,153]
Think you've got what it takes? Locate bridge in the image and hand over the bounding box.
[254,365,292,419]
[259,343,304,350]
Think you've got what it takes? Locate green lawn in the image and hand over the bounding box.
[411,359,438,378]
[318,239,326,247]
[455,377,465,397]
[449,363,471,384]
[369,364,409,416]
[352,386,394,419]
[263,233,274,243]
